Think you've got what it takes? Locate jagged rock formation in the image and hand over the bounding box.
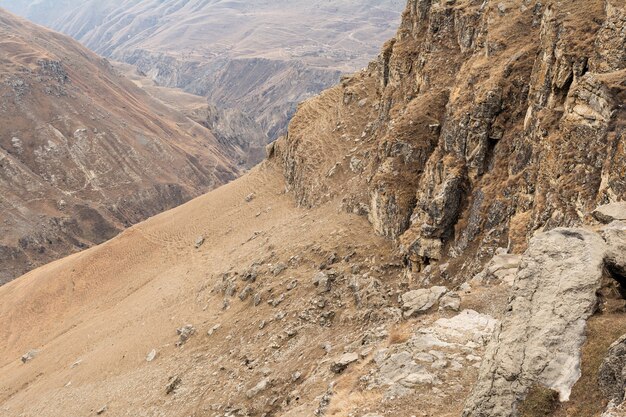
[0,10,241,284]
[0,0,405,140]
[272,0,626,281]
[0,1,625,417]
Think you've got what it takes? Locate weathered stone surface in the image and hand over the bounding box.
[165,376,181,395]
[463,228,607,417]
[369,310,497,400]
[176,324,196,347]
[145,349,157,362]
[331,352,359,374]
[594,203,626,224]
[246,378,269,398]
[401,286,447,318]
[602,221,626,281]
[439,292,461,311]
[600,335,626,410]
[478,251,523,285]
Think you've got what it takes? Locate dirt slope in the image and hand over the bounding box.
[0,9,244,284]
[0,160,405,417]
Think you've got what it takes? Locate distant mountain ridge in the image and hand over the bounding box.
[0,0,405,140]
[0,8,242,284]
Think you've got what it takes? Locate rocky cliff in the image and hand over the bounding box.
[273,0,626,279]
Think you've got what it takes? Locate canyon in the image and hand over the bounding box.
[1,0,626,416]
[0,0,405,140]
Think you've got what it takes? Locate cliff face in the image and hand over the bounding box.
[1,2,626,417]
[274,0,626,279]
[0,10,242,284]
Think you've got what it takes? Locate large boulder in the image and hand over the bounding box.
[463,228,607,417]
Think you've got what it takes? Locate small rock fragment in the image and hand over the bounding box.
[401,286,447,317]
[96,405,107,415]
[21,350,38,364]
[246,378,269,398]
[245,193,256,202]
[439,292,461,312]
[146,349,157,362]
[194,236,205,249]
[165,376,181,395]
[176,324,196,346]
[207,324,221,336]
[272,263,287,276]
[593,202,626,224]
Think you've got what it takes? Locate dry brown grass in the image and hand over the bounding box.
[387,323,413,346]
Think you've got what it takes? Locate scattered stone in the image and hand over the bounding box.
[401,286,447,318]
[21,350,38,364]
[253,293,262,306]
[146,349,157,362]
[272,263,287,276]
[176,324,196,347]
[322,342,332,354]
[593,202,626,224]
[96,405,107,415]
[194,236,205,249]
[245,193,256,202]
[208,324,221,336]
[246,378,269,398]
[313,270,339,293]
[350,156,363,173]
[239,285,253,301]
[315,383,335,416]
[71,359,82,368]
[331,352,359,373]
[269,293,285,307]
[242,267,258,282]
[292,371,302,382]
[286,279,298,291]
[165,376,181,395]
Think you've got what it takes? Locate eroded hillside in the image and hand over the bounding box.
[0,10,243,284]
[0,0,405,140]
[1,1,626,417]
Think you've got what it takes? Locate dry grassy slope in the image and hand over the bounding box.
[0,161,406,417]
[0,9,244,284]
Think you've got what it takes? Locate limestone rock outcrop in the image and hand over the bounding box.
[463,227,610,416]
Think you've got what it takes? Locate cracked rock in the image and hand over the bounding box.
[401,286,447,317]
[463,228,607,416]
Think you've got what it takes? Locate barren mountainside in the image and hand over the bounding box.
[0,0,405,140]
[1,1,626,417]
[0,9,243,285]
